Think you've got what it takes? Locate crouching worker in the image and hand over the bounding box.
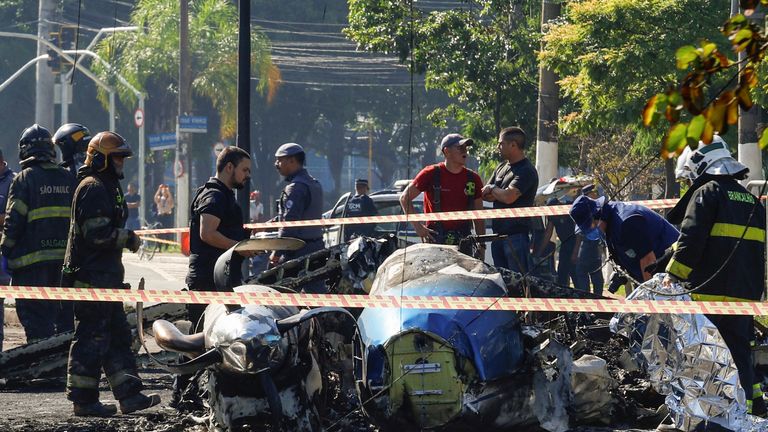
[664,136,767,417]
[63,132,160,416]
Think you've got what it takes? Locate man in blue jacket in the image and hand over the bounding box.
[569,195,679,283]
[271,143,325,293]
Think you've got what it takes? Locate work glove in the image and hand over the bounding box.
[127,232,142,253]
[607,271,627,294]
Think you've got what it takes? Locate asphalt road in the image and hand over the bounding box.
[124,251,188,293]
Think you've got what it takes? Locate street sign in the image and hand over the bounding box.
[134,108,144,128]
[148,133,176,151]
[178,115,207,133]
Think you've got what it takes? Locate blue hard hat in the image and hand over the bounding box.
[275,142,305,157]
[570,195,605,236]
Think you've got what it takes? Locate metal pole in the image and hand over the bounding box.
[35,0,55,129]
[368,122,373,185]
[535,0,561,187]
[109,91,115,132]
[176,0,192,233]
[0,34,114,94]
[58,26,139,84]
[0,55,48,93]
[732,0,764,182]
[236,0,252,221]
[139,95,146,224]
[61,72,68,125]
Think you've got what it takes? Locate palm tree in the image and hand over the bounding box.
[93,0,278,139]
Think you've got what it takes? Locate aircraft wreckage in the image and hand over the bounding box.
[3,235,768,432]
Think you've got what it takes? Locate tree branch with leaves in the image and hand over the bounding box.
[643,2,768,156]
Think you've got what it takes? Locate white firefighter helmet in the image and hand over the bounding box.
[684,135,748,181]
[675,146,694,182]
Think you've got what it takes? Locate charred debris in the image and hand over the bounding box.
[2,236,763,431]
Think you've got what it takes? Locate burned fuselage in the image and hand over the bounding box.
[354,244,576,432]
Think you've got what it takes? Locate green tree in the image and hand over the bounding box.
[93,0,275,140]
[539,0,730,196]
[642,1,768,158]
[345,0,541,163]
[541,0,729,135]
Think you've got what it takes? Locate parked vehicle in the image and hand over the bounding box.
[323,182,422,248]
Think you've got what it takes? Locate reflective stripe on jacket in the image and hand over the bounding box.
[63,172,130,283]
[666,176,766,301]
[0,162,74,269]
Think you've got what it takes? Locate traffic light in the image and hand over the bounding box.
[59,26,77,73]
[47,32,60,74]
[60,25,76,51]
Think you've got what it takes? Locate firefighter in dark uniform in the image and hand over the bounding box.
[663,136,766,416]
[0,124,75,342]
[343,178,378,241]
[270,143,325,293]
[53,123,91,178]
[63,131,160,417]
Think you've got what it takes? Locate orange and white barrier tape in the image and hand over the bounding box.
[0,285,765,316]
[135,198,683,236]
[141,236,181,246]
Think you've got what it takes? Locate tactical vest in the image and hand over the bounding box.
[279,170,323,240]
[189,179,245,253]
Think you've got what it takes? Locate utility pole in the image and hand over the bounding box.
[236,0,251,221]
[36,0,55,129]
[732,0,764,181]
[535,0,561,187]
[176,0,191,232]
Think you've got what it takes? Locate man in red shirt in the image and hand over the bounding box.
[400,133,485,250]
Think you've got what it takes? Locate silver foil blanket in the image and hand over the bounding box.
[610,274,767,431]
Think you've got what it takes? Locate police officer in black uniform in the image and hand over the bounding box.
[173,146,252,410]
[1,124,75,342]
[53,123,91,178]
[343,178,378,241]
[64,131,160,417]
[185,146,252,331]
[270,143,325,293]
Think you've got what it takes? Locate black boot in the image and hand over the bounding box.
[119,392,161,414]
[73,401,118,417]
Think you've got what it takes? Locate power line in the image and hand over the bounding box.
[251,18,346,27]
[252,78,424,87]
[259,28,350,40]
